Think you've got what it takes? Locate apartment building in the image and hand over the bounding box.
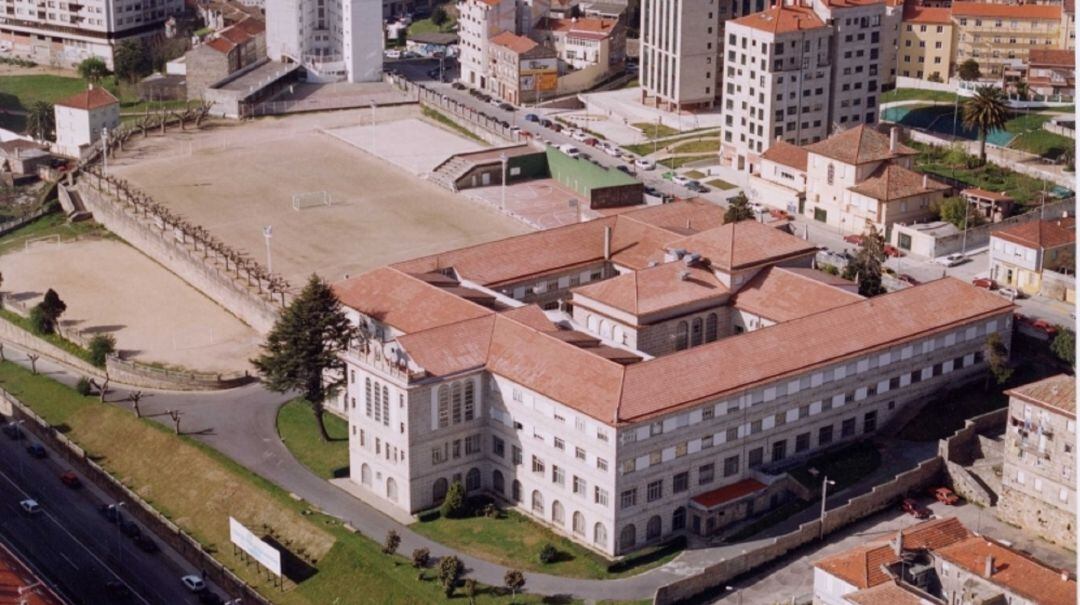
[488,31,558,104]
[0,0,183,68]
[998,374,1076,549]
[897,3,952,81]
[803,125,948,235]
[638,0,729,109]
[459,0,520,89]
[814,516,1076,605]
[951,2,1062,78]
[1027,48,1074,100]
[265,0,382,82]
[989,216,1076,299]
[720,4,832,173]
[810,0,886,129]
[334,200,1014,557]
[880,0,902,89]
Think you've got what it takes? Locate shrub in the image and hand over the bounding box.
[437,555,463,597]
[482,502,499,518]
[411,547,430,568]
[88,334,117,367]
[28,305,51,335]
[538,543,558,565]
[76,376,93,395]
[382,529,401,555]
[440,480,466,519]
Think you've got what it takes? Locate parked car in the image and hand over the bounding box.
[616,164,634,175]
[603,145,622,157]
[134,534,160,554]
[198,591,224,605]
[549,122,563,133]
[524,113,540,123]
[26,443,46,459]
[582,137,599,147]
[884,245,903,258]
[901,498,931,519]
[99,503,122,524]
[843,234,864,245]
[451,81,466,90]
[498,102,515,112]
[384,49,402,59]
[997,287,1021,300]
[571,130,589,142]
[672,175,692,187]
[2,423,24,440]
[930,487,960,505]
[935,252,967,267]
[59,471,82,488]
[120,519,142,538]
[971,277,996,290]
[635,158,656,170]
[558,144,581,158]
[686,181,709,193]
[1031,319,1059,337]
[19,499,41,515]
[488,97,502,108]
[181,575,207,593]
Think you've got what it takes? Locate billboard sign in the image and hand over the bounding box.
[229,517,282,576]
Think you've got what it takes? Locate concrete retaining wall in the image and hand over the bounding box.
[936,407,1007,506]
[652,457,943,604]
[73,182,280,334]
[0,389,272,605]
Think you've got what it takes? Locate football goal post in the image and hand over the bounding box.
[291,191,332,211]
[25,234,61,251]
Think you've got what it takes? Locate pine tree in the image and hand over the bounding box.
[724,192,755,224]
[843,224,887,297]
[252,274,357,441]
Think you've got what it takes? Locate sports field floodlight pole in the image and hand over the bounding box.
[819,476,836,540]
[263,225,273,274]
[499,152,508,210]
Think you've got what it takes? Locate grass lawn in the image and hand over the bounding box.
[706,179,738,190]
[413,498,682,580]
[408,16,455,36]
[669,139,719,154]
[0,308,95,365]
[880,88,959,104]
[684,169,706,179]
[632,122,680,139]
[912,142,1056,205]
[659,154,713,169]
[277,399,349,479]
[0,361,571,604]
[788,441,882,493]
[1004,112,1072,160]
[0,74,87,111]
[0,211,109,256]
[422,106,487,144]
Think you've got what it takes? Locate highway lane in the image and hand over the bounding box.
[0,427,224,605]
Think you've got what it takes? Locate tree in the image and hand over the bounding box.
[958,59,981,82]
[252,274,358,441]
[503,569,525,599]
[1051,328,1075,368]
[431,5,449,27]
[128,390,144,418]
[1014,80,1029,101]
[27,353,39,374]
[25,101,55,142]
[935,196,983,230]
[927,72,943,83]
[439,480,466,519]
[723,192,755,224]
[537,543,557,564]
[382,529,401,556]
[28,305,51,335]
[962,86,1009,165]
[437,556,463,598]
[411,548,430,569]
[843,223,886,297]
[985,332,1013,387]
[30,288,66,334]
[88,333,116,367]
[77,57,110,82]
[113,39,148,83]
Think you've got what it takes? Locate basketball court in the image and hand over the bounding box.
[464,178,601,229]
[109,107,528,288]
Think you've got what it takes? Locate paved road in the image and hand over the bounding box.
[0,422,226,605]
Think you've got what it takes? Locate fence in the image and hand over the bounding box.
[1043,119,1076,140]
[387,74,525,145]
[0,204,53,237]
[0,388,272,605]
[652,457,944,604]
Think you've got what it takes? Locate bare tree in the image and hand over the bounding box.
[27,353,39,374]
[0,342,5,362]
[128,390,144,418]
[99,372,110,402]
[166,409,182,434]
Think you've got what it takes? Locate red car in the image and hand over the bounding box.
[884,245,904,258]
[1031,319,1059,337]
[931,487,959,505]
[898,274,920,286]
[972,278,996,290]
[902,498,931,519]
[843,234,864,245]
[59,471,82,488]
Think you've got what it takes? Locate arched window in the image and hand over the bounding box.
[599,319,610,339]
[620,524,636,550]
[572,511,585,535]
[827,163,835,185]
[386,477,398,502]
[381,385,389,426]
[705,313,718,342]
[463,380,475,421]
[614,326,626,345]
[646,515,662,540]
[512,480,522,503]
[675,321,689,350]
[552,500,565,525]
[587,314,598,332]
[437,385,450,428]
[691,318,704,346]
[451,382,463,424]
[432,478,448,505]
[360,463,372,487]
[466,467,481,492]
[594,523,607,547]
[672,507,687,531]
[532,490,545,515]
[493,470,505,495]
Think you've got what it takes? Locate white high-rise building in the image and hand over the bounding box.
[0,0,183,68]
[266,0,383,82]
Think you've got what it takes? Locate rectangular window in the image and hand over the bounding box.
[432,446,445,465]
[597,457,608,472]
[673,472,689,493]
[724,455,740,476]
[573,476,587,496]
[465,435,481,455]
[748,447,764,468]
[699,463,715,485]
[772,440,787,462]
[647,480,663,502]
[512,446,522,465]
[621,488,637,509]
[819,425,833,446]
[452,440,460,459]
[864,411,878,433]
[554,437,565,450]
[796,432,810,452]
[553,465,565,485]
[595,487,609,506]
[841,418,856,437]
[532,456,545,474]
[575,447,587,461]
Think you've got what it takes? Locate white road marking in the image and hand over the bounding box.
[59,552,79,570]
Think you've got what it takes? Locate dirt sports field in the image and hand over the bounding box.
[109,106,528,286]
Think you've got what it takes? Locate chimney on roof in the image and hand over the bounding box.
[1063,571,1070,582]
[686,218,692,230]
[983,555,995,578]
[892,528,902,556]
[922,174,928,188]
[603,225,612,260]
[889,127,898,152]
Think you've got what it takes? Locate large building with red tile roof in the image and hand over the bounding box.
[337,202,1014,556]
[0,541,65,605]
[989,216,1076,299]
[998,374,1076,549]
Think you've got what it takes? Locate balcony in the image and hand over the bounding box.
[348,342,426,383]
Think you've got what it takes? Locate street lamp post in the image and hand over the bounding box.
[263,226,273,273]
[819,476,836,539]
[113,501,127,560]
[499,152,508,211]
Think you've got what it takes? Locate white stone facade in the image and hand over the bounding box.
[266,0,382,82]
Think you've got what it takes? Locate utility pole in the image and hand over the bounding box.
[819,475,836,540]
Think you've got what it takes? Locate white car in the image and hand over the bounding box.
[572,130,589,142]
[384,49,402,59]
[181,575,206,592]
[558,144,581,158]
[672,175,692,186]
[19,499,41,515]
[997,287,1020,300]
[935,253,966,267]
[634,158,656,170]
[603,145,622,157]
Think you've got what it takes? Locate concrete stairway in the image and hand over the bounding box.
[427,156,474,192]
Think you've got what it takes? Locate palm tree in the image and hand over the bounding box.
[25,101,55,142]
[962,86,1009,165]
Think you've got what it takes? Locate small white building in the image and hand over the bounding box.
[52,86,120,159]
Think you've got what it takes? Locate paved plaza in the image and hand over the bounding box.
[324,117,484,175]
[579,87,725,142]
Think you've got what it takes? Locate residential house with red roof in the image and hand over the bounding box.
[998,374,1077,547]
[989,215,1075,300]
[51,85,119,159]
[185,17,267,101]
[334,200,1014,557]
[1026,48,1075,101]
[749,140,810,215]
[488,32,558,104]
[459,0,524,91]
